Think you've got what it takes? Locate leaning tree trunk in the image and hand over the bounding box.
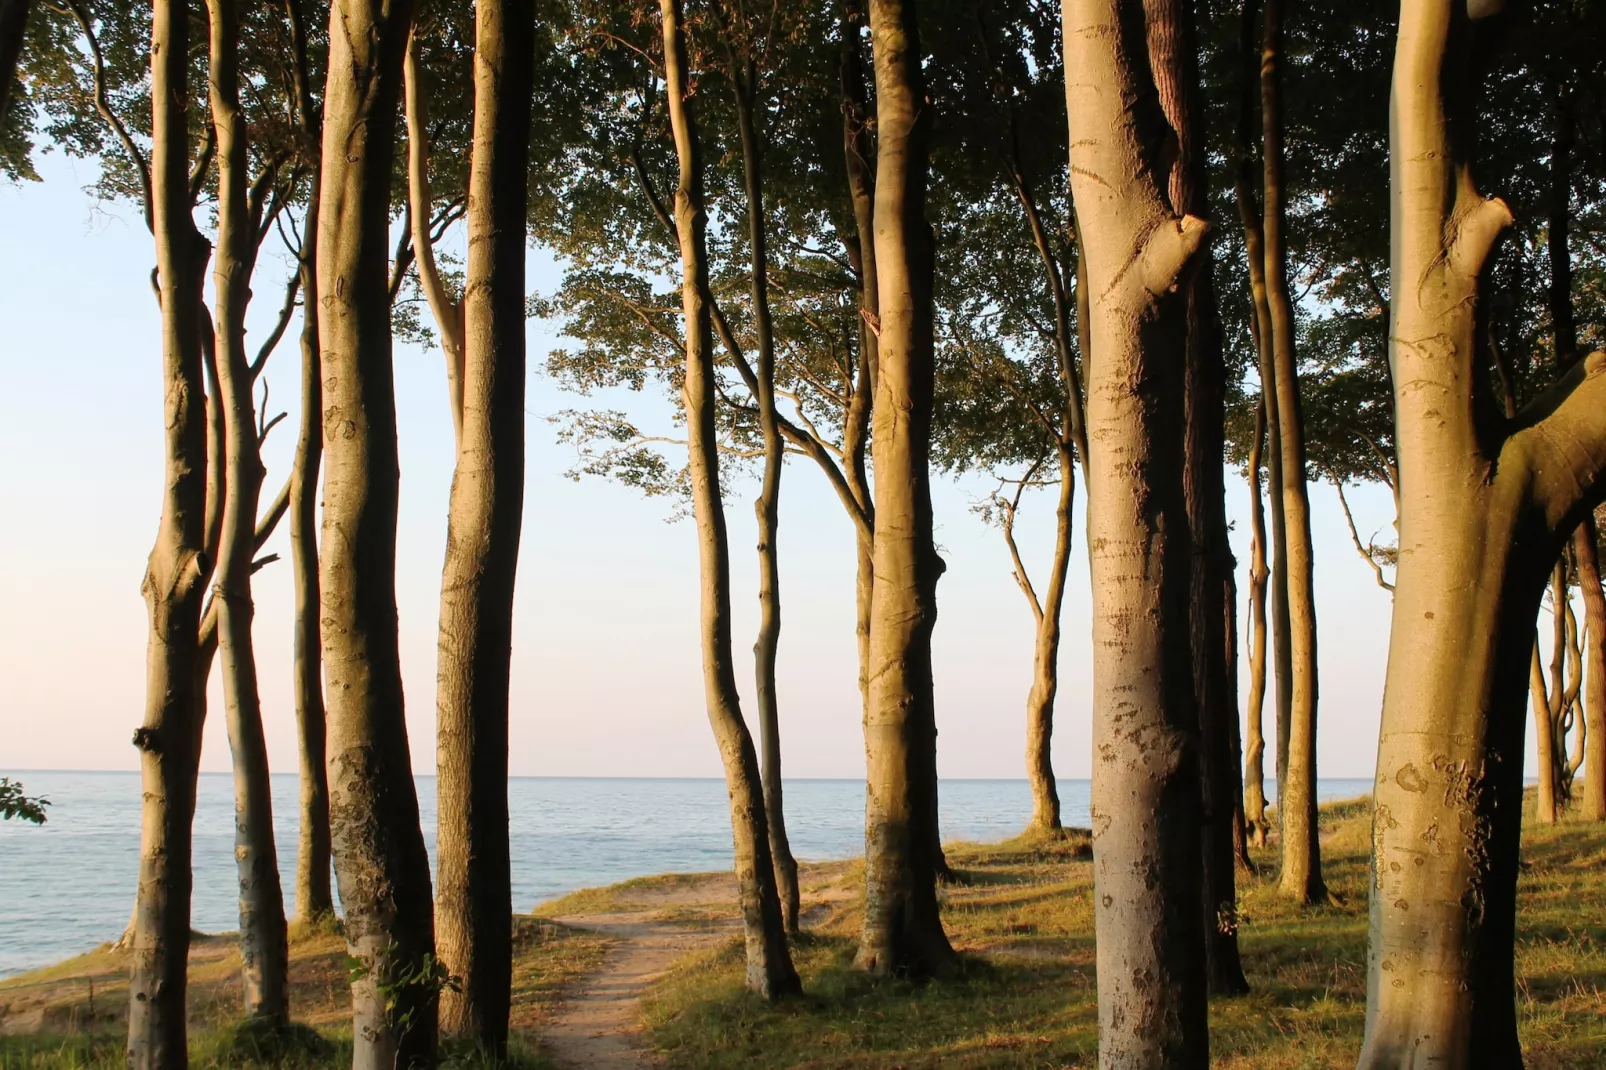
[434,0,533,1052]
[854,0,956,978]
[1577,516,1606,821]
[1359,2,1606,1065]
[127,1,211,1066]
[733,61,801,936]
[1062,0,1210,1062]
[206,0,289,1023]
[284,0,332,926]
[659,0,799,1001]
[315,2,438,1067]
[1261,0,1324,904]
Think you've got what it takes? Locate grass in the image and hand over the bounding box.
[0,917,609,1069]
[639,797,1606,1069]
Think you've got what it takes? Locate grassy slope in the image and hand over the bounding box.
[641,798,1606,1069]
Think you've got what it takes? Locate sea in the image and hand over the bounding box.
[0,772,1374,978]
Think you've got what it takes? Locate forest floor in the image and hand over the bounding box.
[1,795,1602,1068]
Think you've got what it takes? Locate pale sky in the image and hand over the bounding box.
[0,153,1436,782]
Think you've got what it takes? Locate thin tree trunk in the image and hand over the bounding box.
[433,0,533,1053]
[854,0,956,978]
[284,0,332,926]
[1532,638,1559,824]
[1358,2,1606,1063]
[1244,400,1271,846]
[1025,450,1074,833]
[0,0,30,122]
[1260,0,1324,904]
[127,0,211,1065]
[658,0,799,1001]
[205,0,289,1023]
[730,59,801,937]
[1577,516,1606,821]
[1062,0,1210,1061]
[315,2,438,1067]
[1547,561,1571,811]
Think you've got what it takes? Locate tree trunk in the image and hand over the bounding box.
[732,60,801,937]
[284,0,332,927]
[1024,449,1074,833]
[1244,400,1271,847]
[1359,3,1606,1065]
[853,0,955,978]
[434,0,533,1053]
[206,0,290,1023]
[1062,0,1210,1061]
[315,3,439,1067]
[127,1,211,1065]
[1577,516,1606,821]
[658,0,799,1001]
[0,0,30,122]
[1260,0,1324,904]
[1531,638,1559,824]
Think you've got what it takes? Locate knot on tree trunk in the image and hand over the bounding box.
[132,726,162,754]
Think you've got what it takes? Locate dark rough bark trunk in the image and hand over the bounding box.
[206,0,289,1022]
[315,3,438,1067]
[855,0,956,978]
[284,0,332,926]
[1359,3,1606,1065]
[1062,0,1210,1062]
[659,0,799,1001]
[434,0,533,1052]
[1261,0,1324,905]
[0,0,30,122]
[127,1,211,1066]
[732,60,801,937]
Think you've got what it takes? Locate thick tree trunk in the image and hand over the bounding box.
[285,0,332,926]
[434,0,533,1053]
[854,0,955,978]
[0,0,30,122]
[315,3,438,1067]
[732,62,801,937]
[127,2,211,1066]
[206,0,290,1023]
[1244,401,1271,847]
[1260,0,1324,905]
[658,0,798,1001]
[1577,517,1606,821]
[1359,3,1606,1065]
[1062,0,1210,1062]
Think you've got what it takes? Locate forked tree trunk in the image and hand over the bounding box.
[315,2,439,1067]
[1244,401,1271,846]
[733,61,801,936]
[127,2,211,1066]
[205,0,289,1022]
[1359,2,1606,1065]
[1025,451,1074,833]
[434,0,533,1051]
[284,0,332,926]
[658,0,799,1001]
[1577,516,1606,821]
[1260,0,1324,904]
[1061,0,1210,1061]
[855,0,955,978]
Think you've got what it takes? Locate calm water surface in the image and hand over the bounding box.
[0,772,1373,977]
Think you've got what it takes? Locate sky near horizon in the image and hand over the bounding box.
[0,153,1459,783]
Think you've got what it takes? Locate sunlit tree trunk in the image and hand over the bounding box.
[659,0,799,1000]
[854,0,956,978]
[127,1,211,1065]
[1062,0,1210,1061]
[1359,2,1606,1065]
[1244,401,1272,846]
[433,0,534,1052]
[1577,516,1606,821]
[315,2,438,1067]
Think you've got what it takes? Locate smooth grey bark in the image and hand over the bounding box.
[659,0,799,1001]
[315,2,438,1067]
[434,0,534,1051]
[1062,0,1211,1062]
[1359,1,1606,1065]
[127,1,211,1065]
[855,0,956,978]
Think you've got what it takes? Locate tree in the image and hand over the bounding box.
[431,0,536,1052]
[0,0,29,121]
[854,0,956,978]
[315,0,440,1065]
[658,0,799,1001]
[1360,0,1606,1065]
[1061,0,1209,1060]
[0,778,48,824]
